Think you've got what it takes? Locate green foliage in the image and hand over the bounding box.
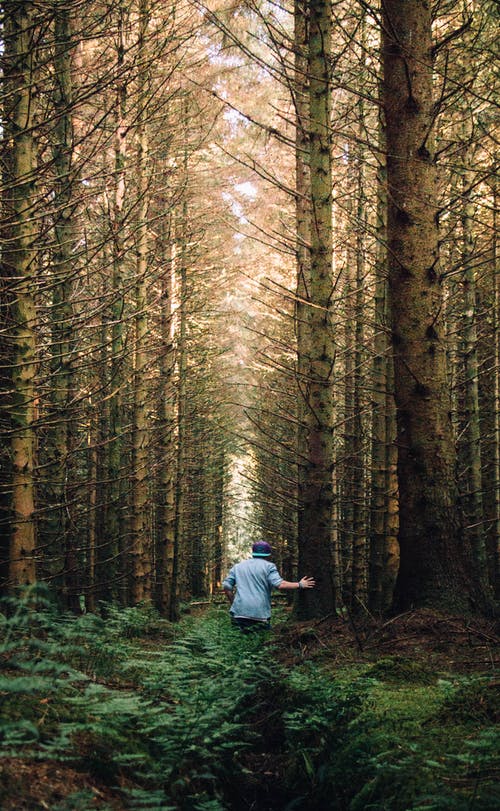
[101,602,174,639]
[437,675,499,724]
[52,789,115,811]
[0,599,281,809]
[282,662,499,810]
[122,611,279,806]
[1,594,498,811]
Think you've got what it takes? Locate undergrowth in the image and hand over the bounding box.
[283,663,498,810]
[0,586,498,810]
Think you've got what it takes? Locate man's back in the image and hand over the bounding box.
[222,557,283,620]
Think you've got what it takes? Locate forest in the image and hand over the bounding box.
[0,0,499,809]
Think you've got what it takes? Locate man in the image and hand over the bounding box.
[222,541,315,633]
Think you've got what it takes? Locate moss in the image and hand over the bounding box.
[360,682,442,729]
[365,655,438,684]
[282,659,499,811]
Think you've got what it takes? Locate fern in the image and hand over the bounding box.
[1,595,497,811]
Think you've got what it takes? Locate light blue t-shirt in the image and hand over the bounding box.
[222,558,283,620]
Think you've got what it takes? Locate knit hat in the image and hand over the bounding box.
[252,541,272,557]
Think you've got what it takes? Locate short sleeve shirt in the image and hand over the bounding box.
[222,558,283,620]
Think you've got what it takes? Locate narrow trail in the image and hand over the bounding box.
[132,605,300,811]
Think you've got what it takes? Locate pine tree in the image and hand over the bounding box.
[383,0,476,611]
[296,0,337,618]
[2,1,38,590]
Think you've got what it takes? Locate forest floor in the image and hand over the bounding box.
[0,596,498,810]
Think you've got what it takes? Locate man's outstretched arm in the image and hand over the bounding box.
[278,576,315,590]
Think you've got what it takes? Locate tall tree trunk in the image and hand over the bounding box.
[369,84,399,613]
[492,183,500,596]
[383,349,400,607]
[294,0,311,604]
[50,3,79,611]
[92,287,111,604]
[369,106,390,612]
[130,0,152,604]
[170,197,189,622]
[383,0,477,611]
[3,2,38,590]
[106,3,128,603]
[212,447,225,590]
[342,245,355,608]
[296,0,336,618]
[351,125,367,608]
[190,431,209,598]
[155,222,176,614]
[459,131,487,585]
[344,79,368,609]
[86,410,98,613]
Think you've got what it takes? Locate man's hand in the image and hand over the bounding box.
[299,576,315,589]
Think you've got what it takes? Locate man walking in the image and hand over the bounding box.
[222,541,315,633]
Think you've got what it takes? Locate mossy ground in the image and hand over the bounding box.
[0,597,498,810]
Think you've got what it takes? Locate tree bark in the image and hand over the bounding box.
[130,0,152,604]
[459,130,488,585]
[296,0,337,618]
[155,219,176,614]
[3,1,38,590]
[369,75,399,613]
[170,192,189,622]
[383,0,476,611]
[106,1,128,604]
[491,182,500,596]
[50,3,79,611]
